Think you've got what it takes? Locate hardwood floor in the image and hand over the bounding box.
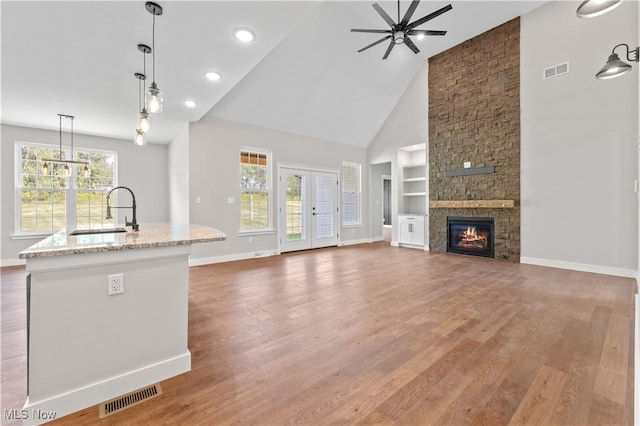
[1,242,636,425]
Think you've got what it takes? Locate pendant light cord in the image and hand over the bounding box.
[70,116,74,160]
[152,14,156,83]
[143,48,147,109]
[59,114,63,160]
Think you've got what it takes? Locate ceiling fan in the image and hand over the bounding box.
[351,1,452,60]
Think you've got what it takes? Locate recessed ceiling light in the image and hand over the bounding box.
[205,71,222,81]
[184,100,198,108]
[233,28,255,43]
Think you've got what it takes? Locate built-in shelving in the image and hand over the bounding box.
[403,162,426,169]
[398,144,427,217]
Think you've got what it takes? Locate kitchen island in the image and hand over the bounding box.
[19,223,225,424]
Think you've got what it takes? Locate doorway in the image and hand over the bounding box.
[279,167,339,252]
[382,175,392,242]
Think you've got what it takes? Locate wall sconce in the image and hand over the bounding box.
[596,43,639,79]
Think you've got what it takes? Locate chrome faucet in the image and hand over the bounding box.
[105,186,139,231]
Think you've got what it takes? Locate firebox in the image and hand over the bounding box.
[447,217,494,258]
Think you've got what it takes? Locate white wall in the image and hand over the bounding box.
[168,122,190,226]
[0,124,170,265]
[188,116,369,263]
[521,0,638,277]
[368,61,429,243]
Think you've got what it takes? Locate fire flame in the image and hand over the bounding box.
[458,226,488,248]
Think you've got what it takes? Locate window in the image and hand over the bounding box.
[341,161,361,226]
[15,142,117,234]
[240,148,271,231]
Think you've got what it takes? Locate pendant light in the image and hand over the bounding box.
[135,129,146,146]
[42,114,89,177]
[145,2,163,114]
[137,43,151,134]
[134,72,148,146]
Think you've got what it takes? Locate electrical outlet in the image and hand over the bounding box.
[108,273,124,295]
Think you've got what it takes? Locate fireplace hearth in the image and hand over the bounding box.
[447,217,494,258]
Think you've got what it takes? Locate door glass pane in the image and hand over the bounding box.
[315,175,334,239]
[286,174,305,241]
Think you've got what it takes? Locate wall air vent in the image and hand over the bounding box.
[543,62,570,80]
[99,383,162,418]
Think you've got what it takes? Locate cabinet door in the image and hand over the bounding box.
[398,222,411,244]
[411,219,425,246]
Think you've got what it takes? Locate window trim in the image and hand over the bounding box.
[14,141,118,236]
[238,146,273,233]
[341,161,362,227]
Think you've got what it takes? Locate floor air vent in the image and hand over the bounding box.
[99,383,162,418]
[543,62,569,80]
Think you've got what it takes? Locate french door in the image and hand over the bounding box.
[279,168,338,252]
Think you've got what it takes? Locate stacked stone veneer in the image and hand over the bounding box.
[428,18,520,261]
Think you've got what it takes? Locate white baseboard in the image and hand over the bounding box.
[1,258,25,268]
[21,352,190,425]
[189,250,279,266]
[339,238,373,247]
[520,257,637,279]
[390,241,399,247]
[372,236,384,242]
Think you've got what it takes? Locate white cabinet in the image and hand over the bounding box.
[398,215,425,247]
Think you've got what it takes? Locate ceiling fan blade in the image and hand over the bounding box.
[382,38,396,60]
[372,3,397,27]
[357,35,392,53]
[407,4,452,29]
[351,29,393,34]
[400,0,421,26]
[404,35,420,54]
[407,29,447,36]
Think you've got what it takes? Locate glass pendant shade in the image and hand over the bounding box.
[83,164,90,177]
[138,109,151,133]
[135,129,147,146]
[596,53,633,79]
[576,0,623,18]
[63,164,71,177]
[147,83,163,113]
[42,162,49,175]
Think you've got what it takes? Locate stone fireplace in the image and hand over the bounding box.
[428,18,520,262]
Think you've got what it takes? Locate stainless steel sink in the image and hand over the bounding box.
[69,228,128,236]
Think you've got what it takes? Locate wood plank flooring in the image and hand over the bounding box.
[1,242,636,425]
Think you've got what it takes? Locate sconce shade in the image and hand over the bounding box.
[576,0,623,18]
[596,52,633,79]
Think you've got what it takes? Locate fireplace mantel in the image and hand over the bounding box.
[430,200,518,209]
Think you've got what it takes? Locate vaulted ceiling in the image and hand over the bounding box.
[1,1,545,148]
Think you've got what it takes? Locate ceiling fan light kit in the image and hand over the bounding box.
[351,0,452,60]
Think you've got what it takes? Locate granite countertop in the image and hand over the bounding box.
[19,223,226,259]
